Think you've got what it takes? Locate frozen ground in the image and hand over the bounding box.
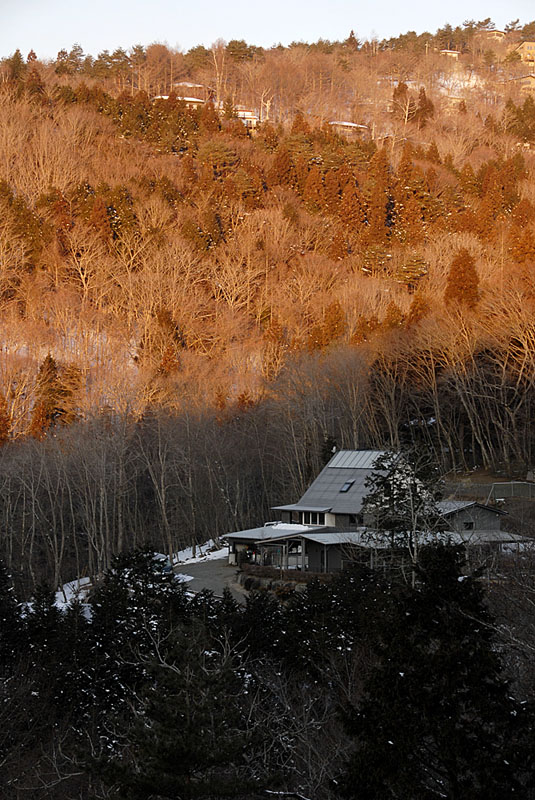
[54,541,229,609]
[172,540,228,565]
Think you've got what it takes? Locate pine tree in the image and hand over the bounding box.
[361,448,444,555]
[405,293,430,327]
[0,561,21,671]
[425,140,441,164]
[29,354,60,438]
[0,393,10,446]
[510,226,535,264]
[444,248,479,309]
[381,301,405,331]
[293,155,309,196]
[458,162,478,195]
[6,49,26,81]
[269,146,294,186]
[291,111,310,136]
[339,181,365,232]
[199,100,220,134]
[25,66,45,100]
[328,228,349,260]
[396,141,415,190]
[363,148,393,245]
[303,164,324,212]
[99,623,268,799]
[324,169,342,213]
[322,300,346,343]
[340,544,533,800]
[415,86,434,128]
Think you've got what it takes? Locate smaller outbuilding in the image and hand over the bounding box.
[437,500,506,532]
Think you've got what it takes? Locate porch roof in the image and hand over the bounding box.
[254,528,531,548]
[272,504,332,513]
[222,523,313,542]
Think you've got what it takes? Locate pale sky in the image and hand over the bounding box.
[0,0,533,61]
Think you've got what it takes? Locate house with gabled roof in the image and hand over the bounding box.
[512,42,535,63]
[272,450,387,529]
[223,451,522,573]
[437,500,506,532]
[506,73,535,94]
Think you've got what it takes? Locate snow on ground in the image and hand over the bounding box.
[50,541,226,611]
[172,539,228,565]
[175,573,195,583]
[55,576,92,606]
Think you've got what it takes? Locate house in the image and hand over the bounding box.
[512,42,535,63]
[506,74,535,94]
[440,49,461,60]
[475,29,506,43]
[329,121,369,139]
[233,106,259,129]
[225,522,314,566]
[151,93,205,110]
[437,500,506,532]
[223,450,522,574]
[225,525,527,574]
[272,450,389,528]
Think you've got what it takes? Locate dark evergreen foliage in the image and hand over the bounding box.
[339,545,534,799]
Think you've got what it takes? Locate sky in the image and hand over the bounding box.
[1,0,534,61]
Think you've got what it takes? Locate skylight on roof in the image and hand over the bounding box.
[340,480,355,493]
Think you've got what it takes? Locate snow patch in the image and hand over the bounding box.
[173,539,228,565]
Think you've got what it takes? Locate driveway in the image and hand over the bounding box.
[175,558,246,603]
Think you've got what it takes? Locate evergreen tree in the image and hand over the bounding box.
[291,111,310,136]
[324,168,342,212]
[340,544,533,800]
[444,248,479,309]
[458,162,478,195]
[98,623,268,799]
[6,49,26,81]
[29,354,61,438]
[303,164,324,211]
[415,86,434,128]
[363,148,393,245]
[0,561,21,671]
[199,101,220,134]
[0,392,10,446]
[361,448,445,557]
[405,292,430,327]
[269,146,294,186]
[322,300,346,344]
[425,140,441,164]
[339,181,365,232]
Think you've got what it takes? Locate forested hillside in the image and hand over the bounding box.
[2,21,535,587]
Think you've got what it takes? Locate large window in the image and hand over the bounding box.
[302,511,325,525]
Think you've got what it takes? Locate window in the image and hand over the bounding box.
[464,521,474,530]
[303,511,325,525]
[340,480,355,493]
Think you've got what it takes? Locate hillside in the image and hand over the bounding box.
[1,23,535,587]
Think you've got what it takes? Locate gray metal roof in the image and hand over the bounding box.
[255,528,532,549]
[438,501,506,516]
[254,530,363,547]
[222,524,312,542]
[288,450,388,515]
[272,504,332,513]
[457,530,528,544]
[328,450,386,469]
